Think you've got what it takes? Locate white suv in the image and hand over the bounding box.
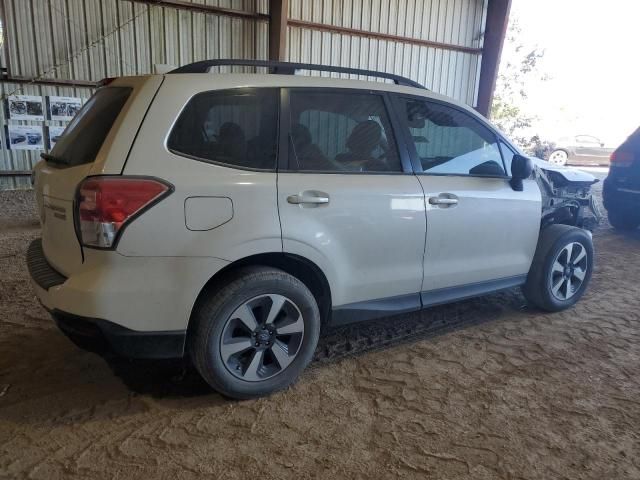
[28,60,595,399]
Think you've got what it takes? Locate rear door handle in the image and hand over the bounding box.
[429,196,458,206]
[287,192,330,205]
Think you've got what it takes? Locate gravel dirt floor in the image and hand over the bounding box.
[2,178,640,479]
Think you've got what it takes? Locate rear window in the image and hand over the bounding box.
[167,89,279,170]
[49,87,132,166]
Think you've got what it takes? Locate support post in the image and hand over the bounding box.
[269,0,288,61]
[476,0,512,117]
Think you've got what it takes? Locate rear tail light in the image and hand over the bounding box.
[610,151,635,167]
[77,176,171,248]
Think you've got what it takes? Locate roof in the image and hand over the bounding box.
[158,72,479,117]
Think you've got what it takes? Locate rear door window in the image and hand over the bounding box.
[287,90,402,173]
[168,89,279,170]
[50,87,132,167]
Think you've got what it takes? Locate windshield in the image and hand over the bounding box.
[49,87,132,166]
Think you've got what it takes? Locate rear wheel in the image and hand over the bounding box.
[523,225,593,312]
[190,267,320,399]
[608,208,640,231]
[548,150,569,166]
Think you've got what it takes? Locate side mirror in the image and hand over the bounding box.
[510,154,534,192]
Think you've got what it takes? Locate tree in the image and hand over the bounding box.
[490,19,554,159]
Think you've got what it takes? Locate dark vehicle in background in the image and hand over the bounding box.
[603,128,640,230]
[9,101,27,115]
[26,132,42,145]
[26,101,43,117]
[10,133,26,145]
[548,135,614,166]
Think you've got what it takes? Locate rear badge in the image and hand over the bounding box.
[44,203,67,221]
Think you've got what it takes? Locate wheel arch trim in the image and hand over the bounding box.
[185,252,333,346]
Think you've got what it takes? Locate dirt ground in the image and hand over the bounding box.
[1,184,640,480]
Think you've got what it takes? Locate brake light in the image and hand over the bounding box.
[77,177,171,248]
[610,151,634,167]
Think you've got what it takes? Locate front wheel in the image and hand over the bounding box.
[189,266,320,399]
[548,149,569,166]
[523,225,594,312]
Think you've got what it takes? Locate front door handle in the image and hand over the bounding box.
[429,196,458,206]
[287,192,330,205]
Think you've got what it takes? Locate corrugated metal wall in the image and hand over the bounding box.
[287,0,485,104]
[0,0,269,189]
[0,0,487,189]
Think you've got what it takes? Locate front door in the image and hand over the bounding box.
[391,95,542,301]
[575,135,610,164]
[277,89,426,317]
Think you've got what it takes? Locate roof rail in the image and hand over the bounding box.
[169,59,425,89]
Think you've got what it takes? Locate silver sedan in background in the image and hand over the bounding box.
[548,135,614,166]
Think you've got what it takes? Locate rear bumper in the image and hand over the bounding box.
[51,310,186,359]
[603,177,640,211]
[26,238,230,358]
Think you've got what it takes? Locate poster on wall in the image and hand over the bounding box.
[6,125,45,150]
[47,96,82,121]
[6,95,44,121]
[47,126,65,149]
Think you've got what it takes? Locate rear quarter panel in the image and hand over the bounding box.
[89,76,165,175]
[116,76,281,261]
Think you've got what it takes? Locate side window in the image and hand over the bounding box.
[288,90,402,173]
[576,135,600,146]
[399,97,506,177]
[168,89,278,170]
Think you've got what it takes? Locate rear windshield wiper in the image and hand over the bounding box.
[40,153,68,165]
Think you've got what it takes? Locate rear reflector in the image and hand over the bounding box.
[77,176,171,248]
[610,151,634,167]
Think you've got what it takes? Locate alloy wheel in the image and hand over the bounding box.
[219,294,305,382]
[548,150,568,166]
[549,242,588,301]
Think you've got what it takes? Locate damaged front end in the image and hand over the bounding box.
[531,158,601,231]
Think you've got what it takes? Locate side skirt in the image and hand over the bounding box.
[420,275,526,308]
[330,275,526,327]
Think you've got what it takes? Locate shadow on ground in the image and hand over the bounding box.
[104,289,527,399]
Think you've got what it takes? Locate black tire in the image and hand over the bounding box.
[607,208,640,231]
[189,266,320,400]
[523,224,594,312]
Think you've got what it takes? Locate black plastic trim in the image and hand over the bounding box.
[277,87,289,173]
[168,59,426,89]
[420,275,526,308]
[330,275,527,326]
[26,238,67,290]
[51,310,186,359]
[331,293,422,326]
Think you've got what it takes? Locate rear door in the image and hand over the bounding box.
[574,135,609,164]
[34,76,163,275]
[277,89,426,316]
[391,95,541,301]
